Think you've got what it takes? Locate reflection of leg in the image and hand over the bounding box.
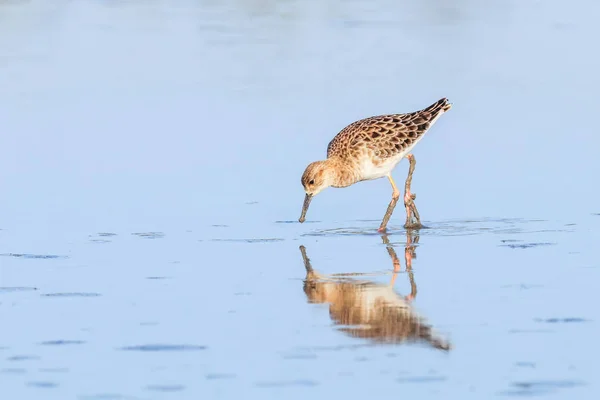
[378,175,401,232]
[383,233,419,300]
[382,235,401,287]
[404,154,423,229]
[404,233,419,301]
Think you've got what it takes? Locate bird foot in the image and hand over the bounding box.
[403,190,422,229]
[404,221,423,230]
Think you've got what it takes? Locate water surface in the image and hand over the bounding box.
[1,0,599,399]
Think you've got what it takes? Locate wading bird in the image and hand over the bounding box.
[299,98,451,231]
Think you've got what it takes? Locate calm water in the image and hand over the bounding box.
[1,0,599,399]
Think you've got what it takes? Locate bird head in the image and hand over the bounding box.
[299,160,332,223]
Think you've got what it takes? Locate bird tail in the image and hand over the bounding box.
[424,97,452,115]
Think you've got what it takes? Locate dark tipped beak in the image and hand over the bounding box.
[298,193,313,223]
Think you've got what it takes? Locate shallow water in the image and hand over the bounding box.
[1,0,599,399]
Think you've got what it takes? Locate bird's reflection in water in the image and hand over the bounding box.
[300,233,450,351]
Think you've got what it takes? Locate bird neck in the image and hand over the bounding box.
[325,157,360,188]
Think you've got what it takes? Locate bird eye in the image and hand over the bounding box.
[309,179,315,185]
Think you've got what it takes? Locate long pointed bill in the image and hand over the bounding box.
[298,193,313,223]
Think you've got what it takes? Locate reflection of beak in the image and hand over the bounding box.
[298,193,313,223]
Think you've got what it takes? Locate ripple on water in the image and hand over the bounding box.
[27,381,58,388]
[2,368,27,374]
[0,253,68,259]
[205,373,237,380]
[211,238,284,243]
[119,344,207,352]
[132,232,165,239]
[275,220,320,224]
[301,227,385,237]
[146,385,185,392]
[0,287,38,294]
[499,380,586,396]
[7,355,40,361]
[39,368,69,373]
[508,329,554,334]
[534,317,588,324]
[501,284,544,290]
[397,376,447,383]
[500,242,555,249]
[301,218,571,238]
[78,394,128,400]
[39,340,86,346]
[255,380,319,388]
[89,233,117,243]
[42,293,101,298]
[515,362,536,368]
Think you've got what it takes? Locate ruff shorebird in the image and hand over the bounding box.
[299,97,452,231]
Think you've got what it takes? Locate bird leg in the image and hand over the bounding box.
[378,175,401,232]
[403,154,422,230]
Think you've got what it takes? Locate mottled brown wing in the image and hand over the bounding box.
[327,98,451,159]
